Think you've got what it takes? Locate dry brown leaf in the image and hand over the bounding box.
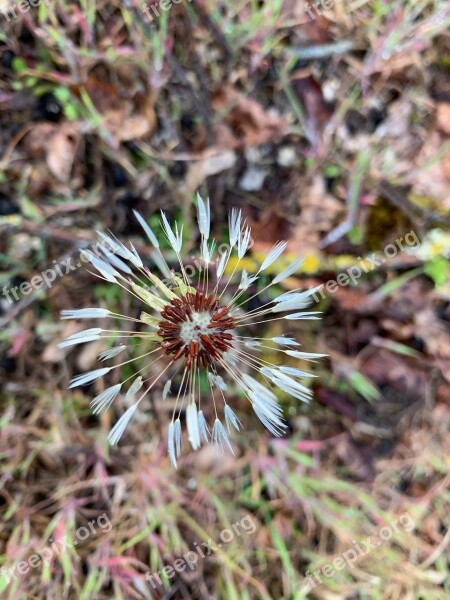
[184,150,237,196]
[436,103,450,136]
[256,0,331,43]
[368,51,423,79]
[46,125,79,182]
[410,131,450,208]
[77,340,105,372]
[415,308,450,382]
[83,75,156,145]
[249,205,292,249]
[24,122,79,183]
[415,309,450,357]
[292,72,332,150]
[362,349,425,396]
[332,286,367,311]
[43,321,80,363]
[334,435,375,481]
[193,443,237,472]
[212,86,287,149]
[288,176,343,255]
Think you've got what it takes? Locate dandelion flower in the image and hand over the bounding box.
[60,195,324,467]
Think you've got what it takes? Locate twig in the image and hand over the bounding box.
[285,41,358,61]
[379,180,450,227]
[191,0,233,65]
[168,54,215,146]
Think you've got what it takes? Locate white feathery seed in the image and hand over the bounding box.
[243,373,278,401]
[97,232,142,268]
[168,421,177,468]
[108,403,139,445]
[224,405,241,432]
[271,337,301,347]
[198,410,211,443]
[271,286,322,313]
[81,250,121,283]
[161,211,183,253]
[272,257,304,285]
[100,245,133,275]
[128,242,144,269]
[201,238,214,265]
[163,379,172,400]
[267,368,312,394]
[252,404,286,437]
[258,241,288,273]
[196,193,211,239]
[95,232,123,256]
[150,249,172,278]
[59,335,101,349]
[238,269,258,290]
[243,340,262,349]
[69,367,111,389]
[285,350,327,360]
[237,227,252,259]
[133,211,172,277]
[279,366,317,378]
[59,328,102,348]
[186,403,201,450]
[208,372,228,391]
[61,308,110,319]
[126,376,144,401]
[284,311,322,320]
[229,208,242,247]
[98,345,127,361]
[174,418,182,456]
[132,210,160,248]
[91,384,122,414]
[212,419,234,454]
[216,250,228,278]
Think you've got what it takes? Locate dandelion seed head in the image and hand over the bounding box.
[61,193,324,467]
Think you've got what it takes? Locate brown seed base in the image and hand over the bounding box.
[157,291,236,368]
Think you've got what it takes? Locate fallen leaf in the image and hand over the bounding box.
[77,339,105,372]
[410,131,450,207]
[292,71,332,151]
[24,123,79,183]
[436,103,450,136]
[249,204,292,249]
[415,308,450,382]
[212,86,287,149]
[83,75,157,145]
[43,321,80,363]
[184,150,237,196]
[288,176,344,255]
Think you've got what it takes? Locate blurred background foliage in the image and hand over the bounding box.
[0,1,450,598]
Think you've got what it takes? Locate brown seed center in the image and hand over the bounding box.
[157,291,236,368]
